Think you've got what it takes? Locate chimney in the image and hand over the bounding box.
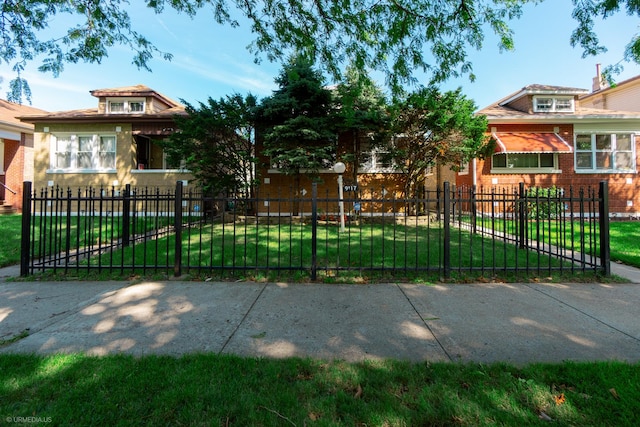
[592,63,609,92]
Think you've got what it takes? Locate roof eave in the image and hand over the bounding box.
[19,112,187,124]
[499,88,590,107]
[485,114,640,124]
[0,120,34,132]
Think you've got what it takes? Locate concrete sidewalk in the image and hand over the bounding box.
[1,279,639,364]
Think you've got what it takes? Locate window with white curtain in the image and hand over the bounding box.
[50,134,116,170]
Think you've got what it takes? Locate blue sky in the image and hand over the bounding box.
[2,1,640,112]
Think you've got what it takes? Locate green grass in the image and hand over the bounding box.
[82,221,585,283]
[0,215,21,267]
[7,213,639,280]
[609,221,640,267]
[0,354,638,426]
[467,215,640,268]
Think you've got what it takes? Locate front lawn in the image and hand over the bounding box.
[609,221,640,267]
[1,354,638,426]
[0,215,21,267]
[7,214,640,276]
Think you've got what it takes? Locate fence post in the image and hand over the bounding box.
[518,182,526,249]
[598,181,611,276]
[311,182,318,281]
[443,181,451,278]
[20,181,32,277]
[174,181,183,277]
[122,184,131,247]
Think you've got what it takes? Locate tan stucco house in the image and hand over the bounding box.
[20,85,192,192]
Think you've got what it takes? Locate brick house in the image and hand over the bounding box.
[457,83,640,217]
[0,99,48,212]
[20,85,192,192]
[255,131,456,216]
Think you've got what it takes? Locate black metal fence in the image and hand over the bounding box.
[20,180,611,279]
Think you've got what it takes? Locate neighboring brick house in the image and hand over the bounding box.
[20,85,192,192]
[255,131,456,216]
[458,84,640,217]
[0,99,48,212]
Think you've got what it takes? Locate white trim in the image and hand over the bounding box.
[0,130,20,140]
[50,133,117,171]
[491,152,559,172]
[491,168,562,174]
[533,96,575,113]
[46,169,117,174]
[131,169,191,174]
[267,168,336,174]
[107,98,145,114]
[574,132,637,173]
[0,140,4,174]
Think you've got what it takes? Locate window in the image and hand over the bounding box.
[107,98,145,114]
[458,162,469,175]
[52,136,72,169]
[534,98,553,112]
[108,102,125,113]
[533,96,575,113]
[575,133,635,172]
[129,101,144,112]
[358,140,400,172]
[492,153,556,171]
[50,134,116,171]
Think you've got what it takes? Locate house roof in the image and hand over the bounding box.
[495,84,589,108]
[478,83,640,121]
[0,99,48,133]
[90,84,181,109]
[492,132,573,154]
[20,106,187,123]
[18,85,186,124]
[478,100,640,122]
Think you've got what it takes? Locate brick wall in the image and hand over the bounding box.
[458,124,640,217]
[3,138,23,211]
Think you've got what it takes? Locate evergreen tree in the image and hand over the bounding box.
[256,56,337,211]
[333,65,390,184]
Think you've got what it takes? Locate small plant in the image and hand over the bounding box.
[525,186,563,220]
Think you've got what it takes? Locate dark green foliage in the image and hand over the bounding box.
[163,93,258,195]
[526,186,564,220]
[257,56,337,177]
[333,65,391,178]
[390,86,492,195]
[3,1,640,102]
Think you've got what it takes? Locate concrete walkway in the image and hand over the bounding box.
[1,272,639,364]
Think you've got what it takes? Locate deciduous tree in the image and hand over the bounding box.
[390,86,492,196]
[162,93,258,196]
[3,1,640,102]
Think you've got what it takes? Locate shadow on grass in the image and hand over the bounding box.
[1,354,638,425]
